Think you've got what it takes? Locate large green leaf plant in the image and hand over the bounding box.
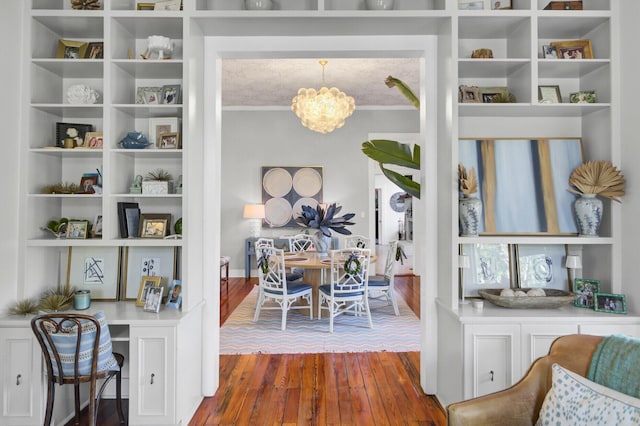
[361,76,421,198]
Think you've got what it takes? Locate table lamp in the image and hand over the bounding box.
[565,255,582,292]
[459,254,471,305]
[243,204,265,238]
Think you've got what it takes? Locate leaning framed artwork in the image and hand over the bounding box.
[123,246,177,300]
[66,246,121,301]
[515,244,568,290]
[459,138,584,235]
[460,243,512,297]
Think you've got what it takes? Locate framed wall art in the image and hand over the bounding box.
[123,246,177,300]
[261,166,323,228]
[460,243,512,297]
[66,246,121,301]
[459,138,584,235]
[516,244,568,290]
[574,278,600,308]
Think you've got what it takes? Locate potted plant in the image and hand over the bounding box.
[458,164,482,236]
[295,203,355,256]
[569,160,625,236]
[142,168,174,194]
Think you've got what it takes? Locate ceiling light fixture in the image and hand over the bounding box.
[291,60,355,134]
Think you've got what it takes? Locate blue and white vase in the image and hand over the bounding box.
[459,195,482,237]
[574,194,603,237]
[313,231,331,257]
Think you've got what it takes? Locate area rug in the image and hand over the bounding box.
[220,287,420,354]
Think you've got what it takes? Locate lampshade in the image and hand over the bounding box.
[565,255,582,269]
[458,255,471,269]
[243,204,265,219]
[291,60,355,134]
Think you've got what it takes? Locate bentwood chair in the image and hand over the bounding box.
[318,248,373,333]
[253,247,313,330]
[367,240,400,315]
[31,312,125,426]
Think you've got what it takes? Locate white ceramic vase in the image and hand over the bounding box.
[312,231,331,257]
[459,195,482,236]
[574,194,603,237]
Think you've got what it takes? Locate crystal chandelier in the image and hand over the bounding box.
[291,60,355,134]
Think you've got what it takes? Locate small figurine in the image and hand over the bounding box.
[130,175,143,194]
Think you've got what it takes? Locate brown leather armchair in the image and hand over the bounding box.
[447,334,603,426]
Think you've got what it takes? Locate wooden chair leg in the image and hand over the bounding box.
[74,383,81,425]
[44,381,55,426]
[116,370,125,424]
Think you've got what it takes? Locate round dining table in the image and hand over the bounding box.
[283,251,377,317]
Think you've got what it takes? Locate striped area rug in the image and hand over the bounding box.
[220,287,420,354]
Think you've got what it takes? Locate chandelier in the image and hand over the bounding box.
[291,60,355,134]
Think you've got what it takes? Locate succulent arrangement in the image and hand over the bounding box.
[569,160,625,202]
[458,164,478,196]
[296,203,355,237]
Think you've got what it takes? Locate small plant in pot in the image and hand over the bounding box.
[296,203,355,256]
[458,164,482,236]
[569,160,625,237]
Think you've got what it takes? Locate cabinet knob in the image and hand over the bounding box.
[490,370,494,382]
[16,374,21,385]
[150,373,155,385]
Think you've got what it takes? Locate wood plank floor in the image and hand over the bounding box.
[68,274,446,425]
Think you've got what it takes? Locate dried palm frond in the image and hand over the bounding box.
[458,164,478,196]
[38,287,76,312]
[8,299,39,316]
[41,182,84,194]
[569,160,625,202]
[70,0,101,10]
[145,169,173,181]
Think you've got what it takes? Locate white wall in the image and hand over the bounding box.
[221,109,418,275]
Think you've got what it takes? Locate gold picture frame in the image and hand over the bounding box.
[550,39,593,59]
[140,218,168,238]
[158,132,180,149]
[136,275,162,307]
[56,39,88,59]
[136,2,155,10]
[459,85,481,103]
[479,86,510,103]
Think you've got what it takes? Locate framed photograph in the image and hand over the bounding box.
[136,2,155,10]
[135,86,162,104]
[80,175,98,193]
[166,279,182,308]
[459,85,480,103]
[158,132,180,149]
[542,45,558,59]
[594,293,627,314]
[144,287,164,312]
[479,86,509,103]
[538,85,562,103]
[93,214,103,237]
[148,117,179,148]
[460,243,512,297]
[160,84,181,104]
[56,39,88,59]
[66,246,121,301]
[85,42,104,59]
[154,0,181,10]
[140,218,168,238]
[489,0,511,10]
[458,0,484,10]
[550,39,593,59]
[136,275,162,307]
[56,122,93,148]
[66,221,89,239]
[570,90,597,104]
[123,246,177,300]
[139,213,172,234]
[574,278,600,308]
[144,88,162,105]
[83,131,103,148]
[516,244,568,290]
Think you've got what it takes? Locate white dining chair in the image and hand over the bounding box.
[255,237,302,282]
[368,240,400,315]
[253,247,313,330]
[344,234,370,249]
[288,233,315,252]
[318,247,373,333]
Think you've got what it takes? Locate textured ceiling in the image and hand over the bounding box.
[221,58,420,107]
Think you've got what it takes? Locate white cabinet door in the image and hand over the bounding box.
[580,323,640,338]
[0,329,41,425]
[521,324,578,376]
[464,324,520,399]
[130,326,176,425]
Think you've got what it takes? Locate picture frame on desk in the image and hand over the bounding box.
[594,293,627,315]
[123,246,177,301]
[574,278,600,308]
[144,287,164,312]
[66,246,121,301]
[136,275,162,307]
[166,279,182,309]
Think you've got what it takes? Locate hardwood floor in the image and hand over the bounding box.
[69,274,445,425]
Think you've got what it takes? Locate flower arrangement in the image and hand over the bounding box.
[569,160,625,202]
[295,203,355,237]
[458,164,478,196]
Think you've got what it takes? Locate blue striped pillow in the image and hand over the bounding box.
[42,311,119,377]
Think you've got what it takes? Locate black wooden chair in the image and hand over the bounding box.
[31,313,125,426]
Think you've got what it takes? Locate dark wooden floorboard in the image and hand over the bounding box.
[68,274,444,425]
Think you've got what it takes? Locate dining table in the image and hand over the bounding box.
[283,251,377,317]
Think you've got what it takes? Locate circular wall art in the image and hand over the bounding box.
[262,167,293,198]
[389,192,407,213]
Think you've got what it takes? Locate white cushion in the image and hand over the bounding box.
[536,363,640,425]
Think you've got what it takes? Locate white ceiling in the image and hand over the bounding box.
[221,58,420,108]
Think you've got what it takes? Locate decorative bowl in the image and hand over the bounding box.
[119,132,151,149]
[478,288,577,309]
